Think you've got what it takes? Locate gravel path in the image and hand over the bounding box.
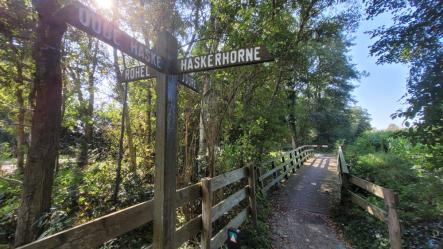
[268,155,348,249]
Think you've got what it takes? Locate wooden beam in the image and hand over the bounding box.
[175,215,202,248]
[259,160,291,181]
[282,155,289,179]
[348,190,386,222]
[211,188,247,223]
[17,200,154,249]
[384,189,402,249]
[210,208,248,249]
[247,164,258,225]
[176,183,202,208]
[211,167,247,192]
[153,31,179,249]
[201,178,213,249]
[262,173,285,193]
[349,175,387,199]
[338,148,349,174]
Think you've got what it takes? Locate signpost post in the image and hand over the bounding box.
[54,2,274,248]
[153,31,178,249]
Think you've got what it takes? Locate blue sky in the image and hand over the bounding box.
[350,13,409,130]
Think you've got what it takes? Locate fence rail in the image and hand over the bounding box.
[258,147,314,194]
[17,145,316,249]
[337,146,402,249]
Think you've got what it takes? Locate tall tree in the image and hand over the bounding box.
[14,0,66,245]
[365,0,443,145]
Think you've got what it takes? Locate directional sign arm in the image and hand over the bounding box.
[176,46,274,73]
[55,1,167,73]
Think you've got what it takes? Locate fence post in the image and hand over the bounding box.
[201,178,213,249]
[271,161,279,189]
[296,148,301,169]
[384,189,402,249]
[282,156,288,179]
[337,147,350,204]
[289,152,296,173]
[248,163,258,225]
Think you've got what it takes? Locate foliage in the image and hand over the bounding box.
[333,205,390,249]
[0,0,373,247]
[364,0,443,147]
[338,130,443,248]
[0,177,20,243]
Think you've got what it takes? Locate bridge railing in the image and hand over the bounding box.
[17,145,316,249]
[337,146,402,249]
[257,145,315,194]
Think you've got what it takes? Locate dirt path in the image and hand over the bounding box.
[269,154,348,249]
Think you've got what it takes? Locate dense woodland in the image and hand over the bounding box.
[0,0,441,248]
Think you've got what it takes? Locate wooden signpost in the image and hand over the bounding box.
[53,1,274,249]
[55,1,166,72]
[121,65,198,92]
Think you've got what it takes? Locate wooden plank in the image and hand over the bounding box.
[211,188,247,223]
[17,200,154,249]
[338,148,349,174]
[289,152,296,173]
[384,189,402,249]
[348,190,386,222]
[259,160,291,181]
[153,31,178,249]
[247,164,258,225]
[211,167,247,192]
[18,183,201,249]
[260,157,280,167]
[176,183,202,208]
[210,208,248,249]
[349,175,387,199]
[271,161,280,188]
[262,173,285,193]
[175,215,202,248]
[282,156,289,179]
[201,178,213,249]
[281,148,296,157]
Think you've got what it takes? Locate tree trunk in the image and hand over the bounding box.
[8,35,27,175]
[288,85,298,148]
[78,38,99,168]
[15,78,26,174]
[14,1,66,245]
[196,75,210,178]
[125,107,137,172]
[112,47,125,203]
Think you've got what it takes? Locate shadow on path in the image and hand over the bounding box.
[268,154,348,249]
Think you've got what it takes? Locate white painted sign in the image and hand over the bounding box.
[176,46,273,73]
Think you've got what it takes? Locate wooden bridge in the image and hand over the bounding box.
[17,146,401,249]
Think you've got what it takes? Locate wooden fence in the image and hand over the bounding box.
[337,146,402,249]
[17,146,315,249]
[257,145,315,194]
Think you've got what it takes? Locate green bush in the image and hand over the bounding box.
[335,131,443,248]
[238,193,272,249]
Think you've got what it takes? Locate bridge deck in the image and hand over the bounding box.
[269,154,347,249]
